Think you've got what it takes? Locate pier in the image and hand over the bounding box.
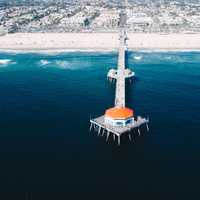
[90,116,149,145]
[90,0,149,145]
[107,1,135,83]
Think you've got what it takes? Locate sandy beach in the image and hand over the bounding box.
[0,33,200,51]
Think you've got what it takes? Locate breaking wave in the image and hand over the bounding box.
[55,60,71,69]
[0,59,16,67]
[39,59,50,66]
[0,59,12,65]
[134,55,143,60]
[39,59,86,70]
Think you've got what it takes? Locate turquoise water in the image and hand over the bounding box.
[0,51,200,198]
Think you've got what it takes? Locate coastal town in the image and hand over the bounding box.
[0,0,200,34]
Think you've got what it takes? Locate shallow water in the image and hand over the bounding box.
[0,51,200,198]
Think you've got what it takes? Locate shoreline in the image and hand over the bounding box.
[1,48,200,54]
[1,33,200,52]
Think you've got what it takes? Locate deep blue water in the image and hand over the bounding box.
[0,51,200,199]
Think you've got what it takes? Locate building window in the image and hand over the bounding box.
[126,119,132,125]
[116,122,123,126]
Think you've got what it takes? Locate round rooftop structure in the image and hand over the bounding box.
[105,107,134,127]
[105,107,134,120]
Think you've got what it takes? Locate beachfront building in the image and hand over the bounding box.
[1,0,200,33]
[60,11,86,31]
[91,8,119,30]
[127,12,153,32]
[105,107,134,127]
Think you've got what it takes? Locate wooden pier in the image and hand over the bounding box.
[89,0,149,145]
[107,68,135,82]
[90,116,149,145]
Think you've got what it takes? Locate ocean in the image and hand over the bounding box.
[0,51,200,199]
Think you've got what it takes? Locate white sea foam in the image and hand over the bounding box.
[165,56,173,60]
[0,49,116,55]
[0,59,12,65]
[134,55,143,60]
[39,59,50,66]
[55,60,71,69]
[133,49,200,53]
[0,59,16,67]
[54,60,92,70]
[39,60,79,70]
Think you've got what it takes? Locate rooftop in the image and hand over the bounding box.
[105,107,134,120]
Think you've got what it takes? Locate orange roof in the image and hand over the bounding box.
[105,107,134,119]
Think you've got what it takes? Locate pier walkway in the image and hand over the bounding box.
[115,30,127,108]
[89,0,149,145]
